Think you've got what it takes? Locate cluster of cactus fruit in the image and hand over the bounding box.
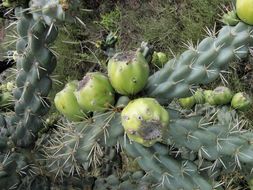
[0,0,253,189]
[178,86,252,110]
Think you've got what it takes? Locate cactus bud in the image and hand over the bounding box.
[121,98,169,147]
[151,51,168,67]
[222,10,239,26]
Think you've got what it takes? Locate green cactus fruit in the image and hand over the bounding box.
[204,90,216,105]
[249,178,253,190]
[121,98,169,147]
[151,52,168,67]
[54,80,86,121]
[231,92,252,111]
[222,10,240,26]
[236,0,253,25]
[193,89,205,104]
[75,72,115,112]
[212,86,233,105]
[108,50,149,95]
[157,52,168,66]
[178,96,196,109]
[151,51,159,66]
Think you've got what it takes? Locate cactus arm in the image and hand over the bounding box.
[120,138,215,190]
[145,22,253,103]
[11,0,80,147]
[43,110,124,177]
[162,107,253,175]
[11,8,57,147]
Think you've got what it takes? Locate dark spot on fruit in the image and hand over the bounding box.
[114,51,135,62]
[77,75,91,90]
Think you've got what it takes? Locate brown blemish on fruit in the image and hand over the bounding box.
[77,75,91,90]
[114,51,135,62]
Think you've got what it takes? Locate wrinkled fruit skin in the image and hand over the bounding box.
[54,81,86,121]
[212,86,233,105]
[121,98,169,147]
[75,72,115,112]
[108,50,149,95]
[236,0,253,25]
[178,96,195,109]
[231,92,252,111]
[204,90,216,105]
[194,89,205,104]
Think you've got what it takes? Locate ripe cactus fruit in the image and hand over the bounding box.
[178,96,196,109]
[231,92,252,111]
[212,86,233,105]
[54,81,85,121]
[74,72,115,112]
[108,50,149,95]
[236,0,253,25]
[121,98,169,147]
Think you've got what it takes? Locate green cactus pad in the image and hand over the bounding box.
[75,72,115,112]
[108,50,149,95]
[121,98,169,147]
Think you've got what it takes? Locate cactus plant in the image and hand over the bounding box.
[1,0,253,189]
